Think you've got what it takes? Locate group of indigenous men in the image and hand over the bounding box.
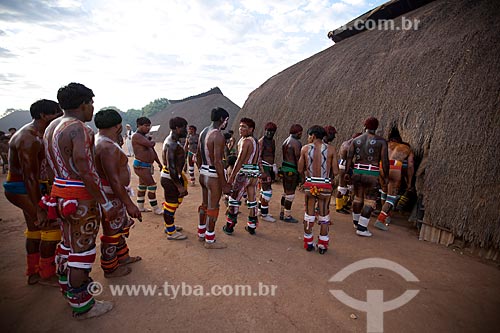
[2,82,414,320]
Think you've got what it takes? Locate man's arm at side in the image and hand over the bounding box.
[228,140,249,184]
[102,146,141,219]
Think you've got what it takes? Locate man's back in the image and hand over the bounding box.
[352,132,386,166]
[388,141,412,161]
[199,126,222,166]
[259,136,275,165]
[282,136,301,165]
[8,124,41,177]
[45,117,94,180]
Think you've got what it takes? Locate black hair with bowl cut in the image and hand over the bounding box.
[169,117,188,130]
[136,117,151,126]
[30,99,61,120]
[57,83,94,110]
[307,125,326,140]
[211,107,229,122]
[94,109,122,129]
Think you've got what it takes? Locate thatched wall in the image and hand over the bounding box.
[235,0,500,249]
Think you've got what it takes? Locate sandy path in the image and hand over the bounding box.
[0,145,499,332]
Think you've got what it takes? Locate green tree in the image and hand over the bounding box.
[141,98,170,117]
[123,109,142,130]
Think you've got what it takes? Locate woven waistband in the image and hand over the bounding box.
[51,178,93,200]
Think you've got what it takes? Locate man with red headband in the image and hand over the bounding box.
[279,124,303,223]
[345,117,389,237]
[258,122,278,222]
[223,118,261,235]
[298,125,338,254]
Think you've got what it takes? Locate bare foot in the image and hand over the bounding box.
[74,300,113,320]
[38,275,60,287]
[119,256,142,266]
[104,265,132,278]
[27,273,40,285]
[167,232,187,240]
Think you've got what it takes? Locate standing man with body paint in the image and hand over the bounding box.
[94,109,143,278]
[345,117,389,237]
[279,124,303,223]
[184,125,199,186]
[160,117,188,240]
[3,99,62,285]
[44,82,119,318]
[258,122,278,222]
[335,133,362,214]
[132,117,163,215]
[223,118,261,235]
[298,126,338,254]
[196,107,232,249]
[375,133,415,230]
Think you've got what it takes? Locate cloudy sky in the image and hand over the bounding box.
[0,0,384,116]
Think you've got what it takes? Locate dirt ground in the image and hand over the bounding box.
[1,144,499,332]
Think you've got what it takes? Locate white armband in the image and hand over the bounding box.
[101,200,113,212]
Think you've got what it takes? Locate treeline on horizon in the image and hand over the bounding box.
[2,98,170,130]
[1,87,224,130]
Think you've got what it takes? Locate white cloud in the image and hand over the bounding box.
[0,0,385,116]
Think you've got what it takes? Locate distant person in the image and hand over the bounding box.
[279,124,303,223]
[94,109,143,278]
[223,118,260,235]
[375,133,415,230]
[0,131,8,174]
[258,122,278,222]
[298,125,338,254]
[184,125,199,185]
[3,99,62,285]
[44,82,119,319]
[8,127,17,138]
[196,107,232,249]
[223,132,232,167]
[124,124,134,157]
[226,130,237,157]
[132,117,163,214]
[345,117,389,237]
[160,117,188,240]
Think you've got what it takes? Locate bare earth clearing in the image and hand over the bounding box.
[1,144,499,332]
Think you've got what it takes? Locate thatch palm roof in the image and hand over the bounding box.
[235,0,500,249]
[150,89,240,141]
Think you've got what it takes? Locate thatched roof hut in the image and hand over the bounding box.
[235,0,500,249]
[150,88,240,141]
